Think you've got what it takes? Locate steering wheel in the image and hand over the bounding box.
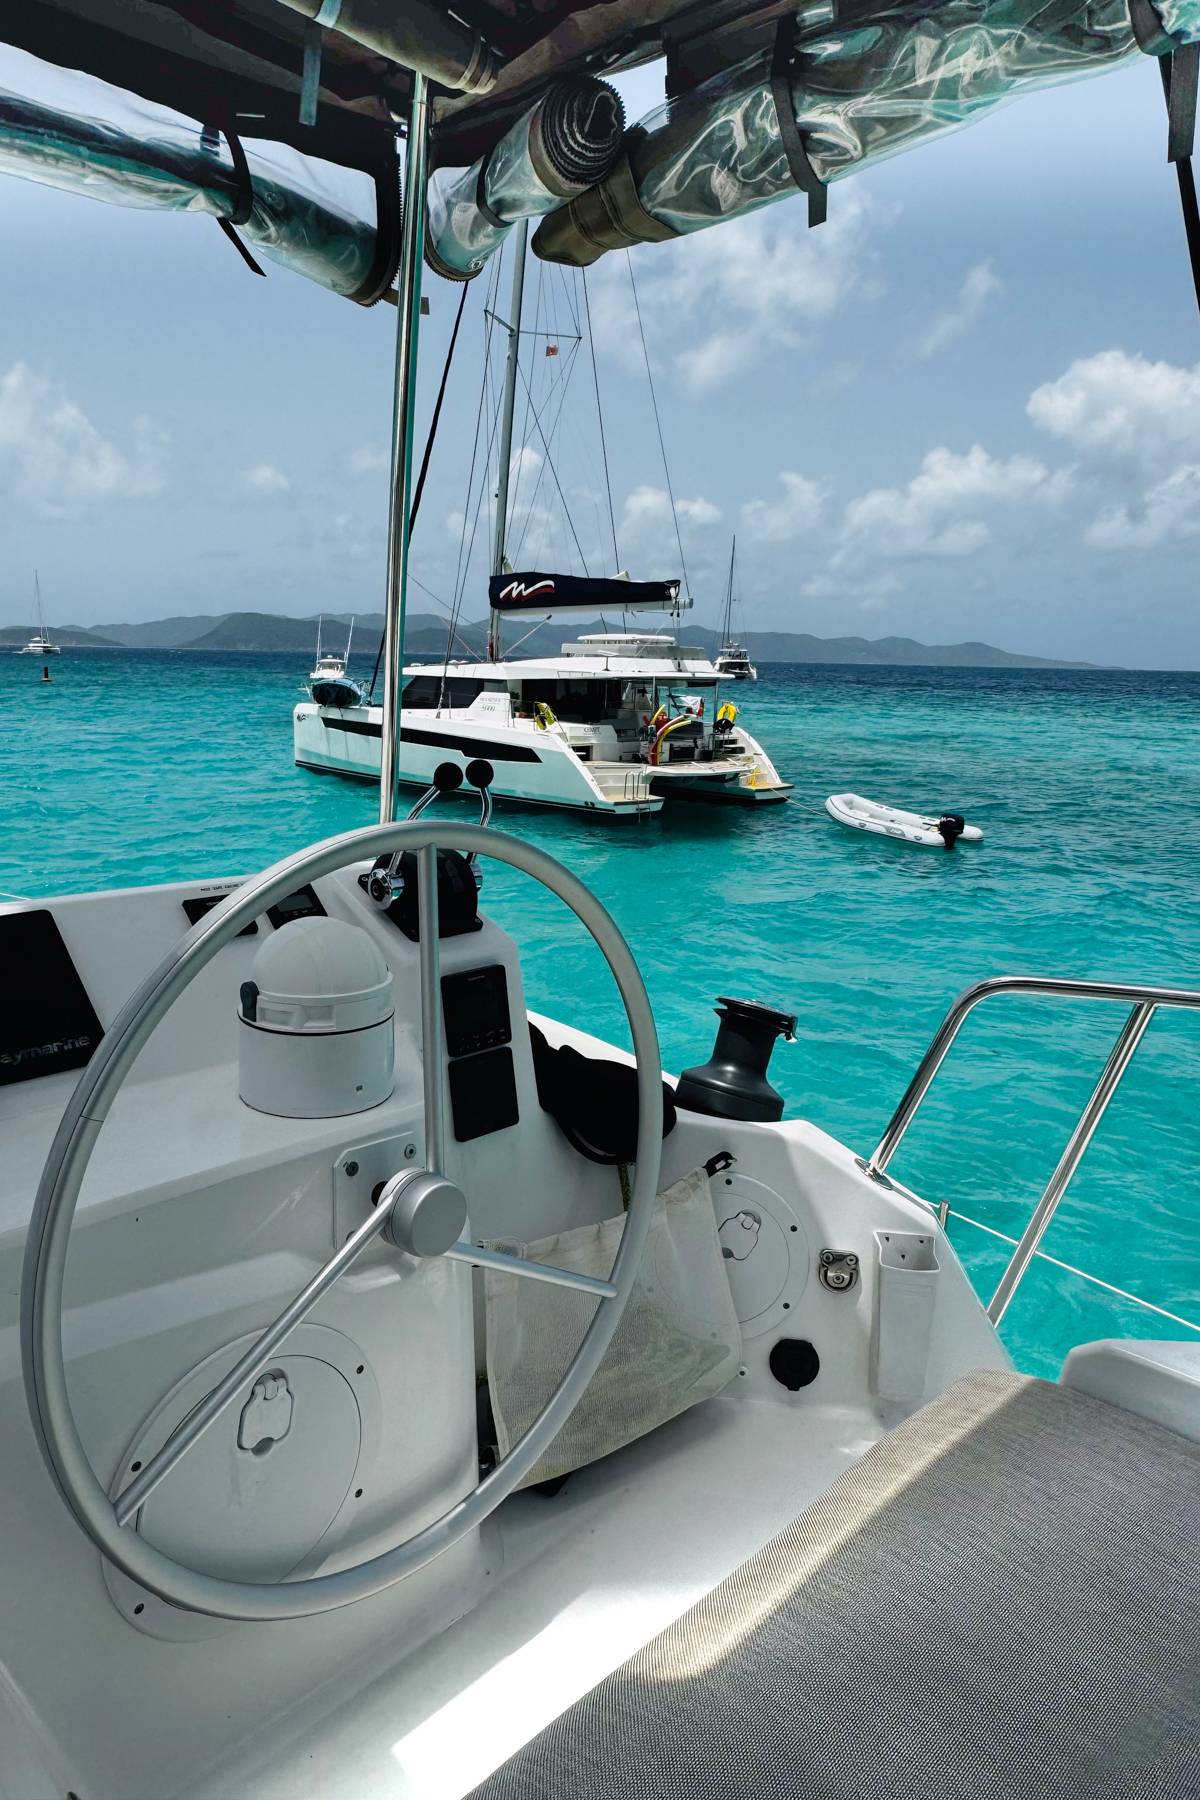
[21,821,663,1622]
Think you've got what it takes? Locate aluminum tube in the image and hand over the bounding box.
[272,0,497,94]
[418,843,445,1175]
[866,973,1200,1178]
[379,74,428,825]
[445,1240,617,1299]
[987,1002,1157,1324]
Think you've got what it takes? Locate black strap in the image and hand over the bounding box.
[216,217,266,277]
[474,153,509,234]
[346,130,403,307]
[207,119,264,277]
[1166,41,1199,164]
[771,15,827,228]
[1161,57,1200,313]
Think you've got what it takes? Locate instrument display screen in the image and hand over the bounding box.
[441,964,513,1059]
[0,909,104,1086]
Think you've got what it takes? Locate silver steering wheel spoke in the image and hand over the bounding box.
[444,1241,617,1300]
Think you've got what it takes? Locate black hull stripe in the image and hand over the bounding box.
[314,715,541,764]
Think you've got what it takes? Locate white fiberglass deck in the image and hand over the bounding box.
[194,1394,881,1800]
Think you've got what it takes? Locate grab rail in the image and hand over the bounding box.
[864,976,1200,1324]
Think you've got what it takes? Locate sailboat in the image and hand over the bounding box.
[16,573,61,656]
[293,224,790,817]
[307,615,365,708]
[715,538,757,681]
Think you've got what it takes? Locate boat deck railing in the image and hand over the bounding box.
[863,975,1200,1327]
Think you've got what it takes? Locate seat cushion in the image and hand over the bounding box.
[468,1370,1200,1800]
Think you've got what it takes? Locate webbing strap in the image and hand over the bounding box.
[300,0,344,129]
[474,155,509,234]
[771,15,827,228]
[1161,56,1200,312]
[1166,42,1198,164]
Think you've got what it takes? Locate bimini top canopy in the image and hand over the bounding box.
[1,0,1197,304]
[489,572,684,617]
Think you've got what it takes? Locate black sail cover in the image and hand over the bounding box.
[488,572,682,616]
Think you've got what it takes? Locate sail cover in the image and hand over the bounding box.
[533,0,1191,266]
[426,76,625,281]
[489,572,682,616]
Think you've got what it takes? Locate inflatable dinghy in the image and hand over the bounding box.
[825,793,983,849]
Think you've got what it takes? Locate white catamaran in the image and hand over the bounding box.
[1,7,1197,1800]
[294,227,789,817]
[16,572,61,656]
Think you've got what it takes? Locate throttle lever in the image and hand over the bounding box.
[464,760,494,885]
[365,764,463,907]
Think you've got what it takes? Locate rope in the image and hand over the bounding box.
[582,267,620,571]
[626,250,689,598]
[513,348,590,574]
[366,280,470,702]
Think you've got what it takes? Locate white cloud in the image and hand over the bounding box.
[918,261,1001,358]
[590,191,885,392]
[1086,462,1200,549]
[837,445,1057,563]
[622,484,721,532]
[245,463,290,495]
[1027,350,1200,465]
[741,471,828,544]
[347,444,388,475]
[0,361,164,516]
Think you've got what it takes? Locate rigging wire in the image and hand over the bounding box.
[511,340,582,563]
[366,279,470,702]
[442,252,504,675]
[513,347,590,574]
[582,266,620,572]
[626,249,690,599]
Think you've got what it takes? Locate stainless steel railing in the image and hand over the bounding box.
[863,975,1200,1324]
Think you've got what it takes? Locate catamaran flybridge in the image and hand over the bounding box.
[2,3,1198,1797]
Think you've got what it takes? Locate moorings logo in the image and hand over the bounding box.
[1,1035,93,1067]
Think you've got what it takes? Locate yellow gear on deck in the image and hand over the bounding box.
[717,701,738,726]
[533,701,557,730]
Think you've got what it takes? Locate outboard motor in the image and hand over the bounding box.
[936,813,966,851]
[675,996,797,1123]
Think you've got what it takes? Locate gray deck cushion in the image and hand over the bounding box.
[469,1370,1200,1799]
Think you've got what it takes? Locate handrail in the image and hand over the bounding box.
[865,975,1200,1324]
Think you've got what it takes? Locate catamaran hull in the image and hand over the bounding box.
[293,703,789,817]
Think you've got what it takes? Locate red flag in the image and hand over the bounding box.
[545,343,559,357]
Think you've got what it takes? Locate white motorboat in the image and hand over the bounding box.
[307,616,365,709]
[2,10,1198,1800]
[714,537,757,680]
[16,573,61,656]
[826,792,985,849]
[295,629,790,817]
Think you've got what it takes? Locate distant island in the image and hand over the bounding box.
[0,610,1098,669]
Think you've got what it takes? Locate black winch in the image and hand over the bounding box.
[675,996,797,1123]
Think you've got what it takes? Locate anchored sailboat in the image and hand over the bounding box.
[15,573,61,656]
[293,223,790,815]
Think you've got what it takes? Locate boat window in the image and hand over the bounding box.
[402,675,484,709]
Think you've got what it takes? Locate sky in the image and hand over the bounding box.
[0,46,1197,666]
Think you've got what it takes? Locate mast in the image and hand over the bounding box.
[721,537,735,646]
[488,216,529,662]
[378,74,429,824]
[344,616,355,666]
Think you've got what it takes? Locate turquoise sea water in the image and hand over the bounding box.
[3,650,1198,1375]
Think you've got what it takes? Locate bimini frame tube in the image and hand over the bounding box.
[379,73,429,825]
